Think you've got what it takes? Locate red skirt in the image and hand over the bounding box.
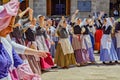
[94,30,103,50]
[40,53,54,69]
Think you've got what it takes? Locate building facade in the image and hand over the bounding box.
[0,0,120,18]
[29,0,110,18]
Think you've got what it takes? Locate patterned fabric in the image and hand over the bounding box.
[17,64,41,80]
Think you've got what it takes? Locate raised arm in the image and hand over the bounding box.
[71,10,79,23]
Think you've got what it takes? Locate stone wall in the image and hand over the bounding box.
[32,0,46,17]
[30,0,110,18]
[71,0,110,18]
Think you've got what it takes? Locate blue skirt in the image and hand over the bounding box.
[100,42,118,62]
[112,37,117,51]
[88,48,95,62]
[90,34,94,49]
[116,48,120,60]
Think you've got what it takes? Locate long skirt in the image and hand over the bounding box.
[115,33,120,60]
[50,44,55,58]
[26,41,41,75]
[116,48,120,60]
[94,30,103,50]
[112,37,117,50]
[36,36,54,70]
[100,35,118,62]
[88,48,95,62]
[74,49,89,64]
[90,34,94,48]
[84,35,95,62]
[72,35,89,64]
[26,55,41,75]
[54,43,76,67]
[40,53,54,69]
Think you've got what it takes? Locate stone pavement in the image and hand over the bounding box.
[42,54,120,80]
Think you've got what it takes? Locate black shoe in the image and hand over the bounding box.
[115,61,118,63]
[51,66,58,69]
[109,61,112,63]
[103,62,106,64]
[98,50,100,53]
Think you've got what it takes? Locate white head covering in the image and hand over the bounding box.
[105,18,113,30]
[37,14,43,21]
[80,18,87,26]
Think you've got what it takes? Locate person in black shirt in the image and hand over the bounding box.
[55,20,76,68]
[82,18,95,63]
[72,18,88,66]
[100,18,118,64]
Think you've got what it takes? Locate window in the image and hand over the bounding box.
[78,1,91,12]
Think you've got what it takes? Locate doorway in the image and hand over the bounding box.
[20,0,29,11]
[52,0,66,15]
[110,0,120,17]
[47,0,70,16]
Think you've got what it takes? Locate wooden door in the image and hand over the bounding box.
[20,0,29,11]
[3,0,9,4]
[47,0,52,16]
[2,0,9,4]
[66,0,70,16]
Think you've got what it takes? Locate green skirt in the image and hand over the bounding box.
[54,43,76,67]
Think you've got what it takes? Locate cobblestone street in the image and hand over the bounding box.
[42,54,120,80]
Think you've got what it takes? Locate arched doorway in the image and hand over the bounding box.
[47,0,70,16]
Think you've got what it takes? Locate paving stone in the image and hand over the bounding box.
[42,54,120,80]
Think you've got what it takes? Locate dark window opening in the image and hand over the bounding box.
[51,0,66,15]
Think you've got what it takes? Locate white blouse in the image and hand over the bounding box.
[6,35,27,54]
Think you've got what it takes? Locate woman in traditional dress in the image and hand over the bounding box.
[72,18,89,66]
[35,15,54,70]
[115,20,120,61]
[46,19,56,58]
[94,12,104,52]
[100,18,118,64]
[0,1,46,79]
[82,19,95,63]
[110,17,117,50]
[25,18,42,75]
[54,20,76,68]
[88,19,96,49]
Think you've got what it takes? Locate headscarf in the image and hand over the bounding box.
[105,18,113,30]
[0,0,19,31]
[80,18,87,26]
